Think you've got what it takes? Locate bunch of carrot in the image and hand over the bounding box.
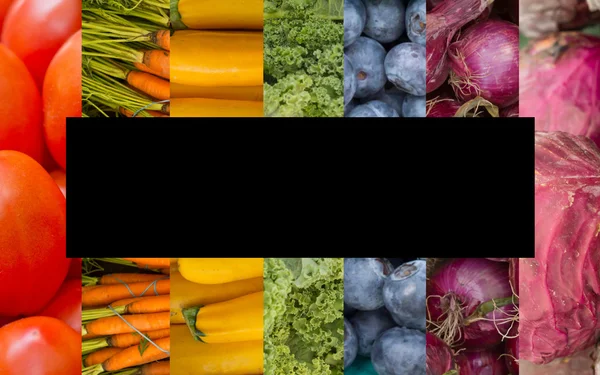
[81,258,171,375]
[169,1,263,117]
[170,258,264,375]
[82,0,170,118]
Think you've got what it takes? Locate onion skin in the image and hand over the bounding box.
[521,131,600,364]
[427,258,515,350]
[520,33,600,147]
[500,103,518,117]
[455,349,510,375]
[486,258,509,262]
[426,0,491,93]
[447,19,519,108]
[508,258,518,296]
[426,332,455,375]
[426,96,461,117]
[505,331,519,375]
[520,0,600,39]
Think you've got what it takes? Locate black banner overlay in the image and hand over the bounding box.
[67,117,534,258]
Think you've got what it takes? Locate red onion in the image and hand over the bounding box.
[426,332,456,375]
[426,96,461,117]
[504,330,519,375]
[455,349,510,375]
[426,0,491,93]
[521,131,600,364]
[486,258,509,262]
[500,102,518,117]
[508,258,518,295]
[447,19,519,108]
[427,258,517,350]
[520,33,600,147]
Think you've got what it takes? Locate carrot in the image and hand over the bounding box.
[151,30,170,51]
[125,71,169,100]
[159,268,170,275]
[147,110,169,117]
[99,273,168,286]
[140,50,170,80]
[82,328,171,354]
[119,107,168,118]
[103,337,170,372]
[82,279,170,308]
[123,259,171,269]
[83,295,170,321]
[83,312,170,336]
[84,347,124,367]
[139,360,170,375]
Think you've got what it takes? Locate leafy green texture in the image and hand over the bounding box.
[264,258,344,375]
[264,0,344,117]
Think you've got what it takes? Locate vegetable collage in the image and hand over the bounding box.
[81,258,171,375]
[426,0,519,117]
[170,0,263,117]
[344,258,425,375]
[82,0,170,117]
[344,0,426,117]
[171,258,264,375]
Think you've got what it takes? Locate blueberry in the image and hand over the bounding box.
[344,258,394,310]
[345,318,358,368]
[384,42,426,96]
[383,260,426,331]
[406,0,426,46]
[402,94,426,117]
[345,98,359,116]
[345,302,358,318]
[348,100,399,117]
[363,0,406,43]
[349,307,397,356]
[345,54,357,105]
[345,37,387,98]
[344,0,367,48]
[371,327,426,375]
[361,87,407,116]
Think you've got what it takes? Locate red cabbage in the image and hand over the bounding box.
[455,348,510,375]
[426,332,456,375]
[521,131,600,364]
[447,19,519,108]
[520,33,600,147]
[427,258,516,350]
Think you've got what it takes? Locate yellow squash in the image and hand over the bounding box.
[170,98,263,117]
[170,83,263,101]
[182,291,263,343]
[171,0,263,30]
[170,30,263,87]
[170,271,263,324]
[171,325,263,375]
[177,258,264,284]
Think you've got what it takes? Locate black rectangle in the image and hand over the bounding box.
[67,117,534,258]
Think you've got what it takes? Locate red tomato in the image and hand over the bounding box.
[0,316,16,328]
[0,0,81,88]
[50,168,66,198]
[0,44,44,164]
[43,29,81,170]
[66,258,81,279]
[0,0,15,31]
[38,279,81,332]
[0,316,80,375]
[0,151,68,317]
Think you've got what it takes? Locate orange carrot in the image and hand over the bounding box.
[126,71,169,100]
[123,258,171,269]
[134,50,169,80]
[159,268,170,275]
[83,312,170,336]
[82,279,170,308]
[147,110,169,117]
[84,347,124,367]
[139,360,170,375]
[102,337,170,371]
[151,30,170,51]
[99,273,168,286]
[109,328,171,348]
[83,295,170,321]
[125,295,169,314]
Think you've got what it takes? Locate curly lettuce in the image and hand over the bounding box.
[264,258,344,375]
[264,0,344,117]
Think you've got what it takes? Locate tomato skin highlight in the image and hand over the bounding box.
[0,316,80,375]
[38,279,81,332]
[0,150,68,317]
[43,29,81,170]
[50,168,66,197]
[0,44,44,163]
[0,0,81,88]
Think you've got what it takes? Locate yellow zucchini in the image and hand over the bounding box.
[177,258,264,284]
[170,98,263,117]
[170,30,263,87]
[171,0,263,30]
[171,325,263,375]
[183,291,263,343]
[170,271,263,324]
[170,83,264,101]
